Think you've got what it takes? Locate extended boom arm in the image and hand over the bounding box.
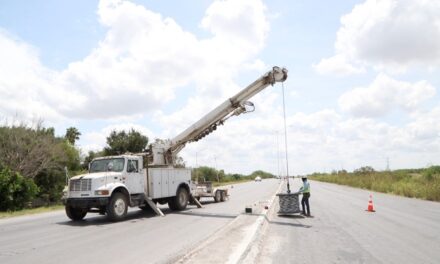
[148,66,288,166]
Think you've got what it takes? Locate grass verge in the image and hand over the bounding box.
[0,205,64,219]
[310,167,440,202]
[213,178,254,187]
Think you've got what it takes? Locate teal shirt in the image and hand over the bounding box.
[299,181,310,193]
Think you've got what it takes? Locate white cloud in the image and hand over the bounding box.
[316,0,440,75]
[0,31,63,122]
[339,73,436,117]
[179,102,440,175]
[0,0,270,122]
[314,54,365,76]
[2,0,439,175]
[288,109,440,173]
[201,0,268,55]
[79,122,155,153]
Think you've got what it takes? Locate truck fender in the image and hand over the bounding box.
[100,182,127,194]
[177,183,190,195]
[105,183,130,200]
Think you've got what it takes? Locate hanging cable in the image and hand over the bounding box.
[281,81,291,193]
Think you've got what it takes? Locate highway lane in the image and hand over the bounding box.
[0,179,280,264]
[254,180,440,264]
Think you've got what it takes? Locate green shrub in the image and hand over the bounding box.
[34,169,66,202]
[423,166,440,181]
[0,167,39,211]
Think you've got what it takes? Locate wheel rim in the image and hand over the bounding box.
[178,190,187,206]
[114,198,126,216]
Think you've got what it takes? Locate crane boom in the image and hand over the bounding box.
[148,66,288,166]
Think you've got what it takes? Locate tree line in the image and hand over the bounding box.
[0,124,81,211]
[192,167,275,183]
[0,124,150,211]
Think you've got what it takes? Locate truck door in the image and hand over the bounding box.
[127,159,143,194]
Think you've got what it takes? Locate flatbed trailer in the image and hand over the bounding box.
[193,182,229,203]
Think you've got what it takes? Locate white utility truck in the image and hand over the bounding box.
[63,66,288,221]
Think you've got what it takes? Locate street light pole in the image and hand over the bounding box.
[214,155,219,183]
[195,151,199,183]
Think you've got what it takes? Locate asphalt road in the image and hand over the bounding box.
[0,179,280,264]
[254,180,440,264]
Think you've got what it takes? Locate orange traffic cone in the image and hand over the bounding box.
[366,194,375,212]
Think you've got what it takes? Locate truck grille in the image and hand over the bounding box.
[69,179,92,191]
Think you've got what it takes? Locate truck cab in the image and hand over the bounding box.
[63,155,145,221]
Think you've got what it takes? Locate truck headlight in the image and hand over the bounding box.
[95,190,109,196]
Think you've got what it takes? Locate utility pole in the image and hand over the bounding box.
[386,157,390,171]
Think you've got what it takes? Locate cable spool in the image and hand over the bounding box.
[277,192,301,214]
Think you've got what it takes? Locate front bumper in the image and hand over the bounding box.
[63,197,110,208]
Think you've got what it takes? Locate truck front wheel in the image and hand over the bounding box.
[106,192,128,221]
[168,187,189,211]
[65,206,87,221]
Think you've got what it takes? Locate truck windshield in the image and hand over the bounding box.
[90,158,125,173]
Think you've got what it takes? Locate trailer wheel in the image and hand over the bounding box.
[106,192,128,221]
[65,206,87,221]
[214,190,221,203]
[220,191,226,202]
[169,187,189,211]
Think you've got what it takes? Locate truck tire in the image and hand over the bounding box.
[214,190,221,203]
[65,206,87,221]
[220,191,226,202]
[106,192,128,221]
[168,187,189,211]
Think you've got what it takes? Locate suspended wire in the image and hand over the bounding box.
[281,81,291,193]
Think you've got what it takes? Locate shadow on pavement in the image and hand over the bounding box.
[267,214,312,228]
[278,214,306,219]
[192,200,225,205]
[56,209,160,226]
[267,219,312,228]
[172,211,238,219]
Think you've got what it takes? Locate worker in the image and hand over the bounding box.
[299,177,311,217]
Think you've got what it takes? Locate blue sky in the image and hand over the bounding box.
[1,0,439,175]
